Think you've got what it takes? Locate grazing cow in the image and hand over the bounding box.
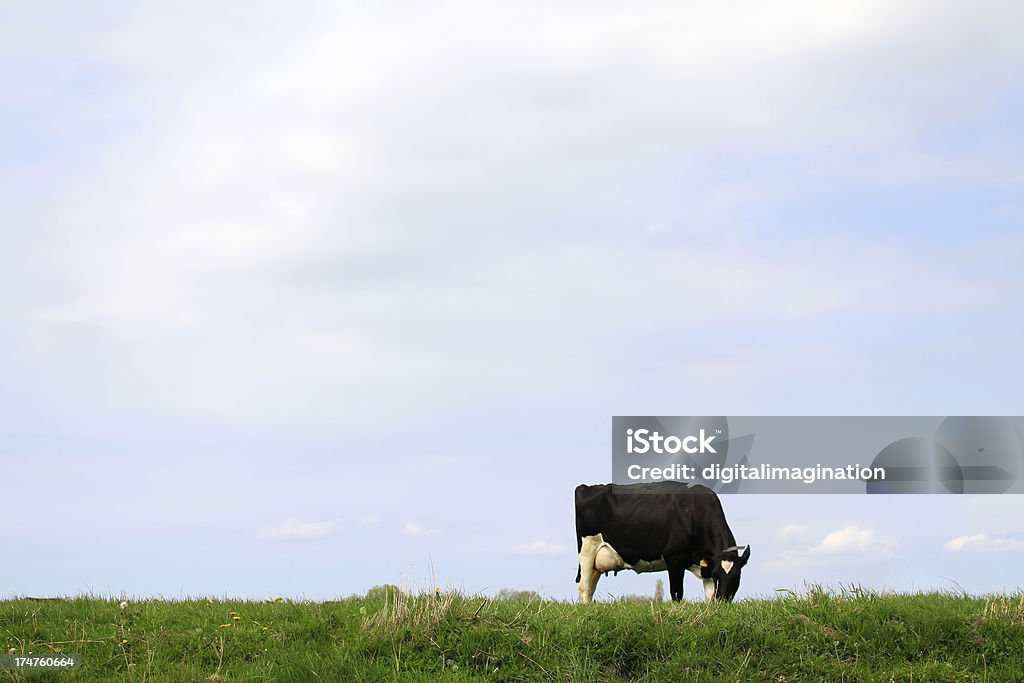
[575,481,750,603]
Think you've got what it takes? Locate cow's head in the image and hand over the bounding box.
[701,545,750,601]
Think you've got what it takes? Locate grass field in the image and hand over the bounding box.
[2,587,1022,681]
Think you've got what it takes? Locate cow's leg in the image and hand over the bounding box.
[665,557,686,601]
[579,564,602,604]
[577,535,603,603]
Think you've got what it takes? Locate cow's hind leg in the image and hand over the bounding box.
[578,563,602,604]
[577,535,603,603]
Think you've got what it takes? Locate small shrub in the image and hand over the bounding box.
[495,589,541,602]
[364,585,403,600]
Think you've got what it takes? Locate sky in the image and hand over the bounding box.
[2,1,1023,601]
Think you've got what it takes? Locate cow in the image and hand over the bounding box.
[575,481,750,603]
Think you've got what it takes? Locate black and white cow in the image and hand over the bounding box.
[575,481,750,603]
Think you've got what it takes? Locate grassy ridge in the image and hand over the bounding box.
[2,589,1022,681]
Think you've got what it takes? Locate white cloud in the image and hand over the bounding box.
[944,534,1022,552]
[259,518,336,541]
[402,522,440,537]
[513,541,566,556]
[812,525,895,555]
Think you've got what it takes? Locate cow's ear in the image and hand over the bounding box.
[738,545,751,565]
[699,558,713,578]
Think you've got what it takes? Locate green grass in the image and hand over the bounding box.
[2,588,1022,681]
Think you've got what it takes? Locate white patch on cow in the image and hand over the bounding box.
[721,560,735,574]
[687,565,703,580]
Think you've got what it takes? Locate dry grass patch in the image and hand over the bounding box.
[361,590,463,635]
[979,594,1024,625]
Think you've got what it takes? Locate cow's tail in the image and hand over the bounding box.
[574,487,584,583]
[574,529,582,582]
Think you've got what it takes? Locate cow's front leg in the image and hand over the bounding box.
[665,557,686,601]
[703,577,716,602]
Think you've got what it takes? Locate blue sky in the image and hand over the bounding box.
[2,1,1023,601]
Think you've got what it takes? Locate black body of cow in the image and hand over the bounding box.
[575,481,749,601]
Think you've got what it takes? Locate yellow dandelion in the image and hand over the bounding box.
[228,611,237,615]
[219,623,232,628]
[121,639,128,644]
[232,616,241,621]
[274,596,283,602]
[261,627,268,632]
